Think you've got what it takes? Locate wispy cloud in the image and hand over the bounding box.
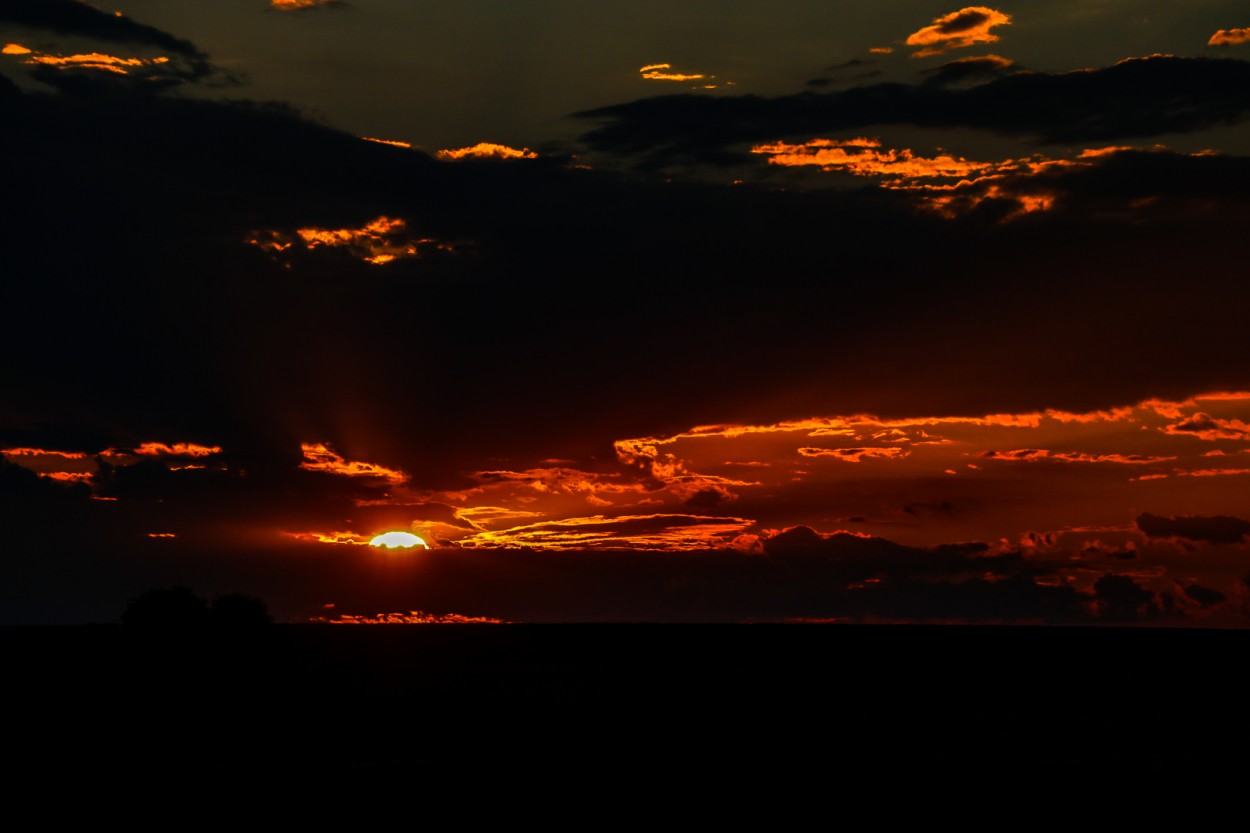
[299,442,407,484]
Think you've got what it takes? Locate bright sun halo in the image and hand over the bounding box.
[369,531,429,549]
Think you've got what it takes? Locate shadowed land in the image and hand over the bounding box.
[4,623,1246,789]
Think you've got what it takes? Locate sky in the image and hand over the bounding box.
[3,1,1250,624]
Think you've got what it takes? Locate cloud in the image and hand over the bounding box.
[1181,584,1226,608]
[299,442,407,484]
[437,142,537,161]
[271,0,347,10]
[639,63,705,82]
[0,2,225,93]
[1209,29,1250,47]
[577,57,1250,164]
[457,513,756,551]
[797,446,909,462]
[751,137,993,179]
[1093,574,1157,620]
[3,42,221,93]
[310,610,503,624]
[980,449,1174,464]
[248,216,456,265]
[0,0,203,57]
[132,443,221,458]
[1162,413,1250,441]
[905,7,1012,58]
[361,136,411,149]
[923,54,1015,86]
[1135,512,1250,545]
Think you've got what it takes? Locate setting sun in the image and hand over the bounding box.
[369,531,429,549]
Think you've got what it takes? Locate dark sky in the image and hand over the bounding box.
[3,1,1250,624]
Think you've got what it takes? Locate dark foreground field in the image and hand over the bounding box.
[5,625,1246,792]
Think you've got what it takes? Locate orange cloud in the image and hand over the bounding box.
[752,138,994,179]
[133,442,221,457]
[459,513,755,551]
[905,6,1012,57]
[798,447,910,462]
[1209,29,1250,46]
[361,136,411,149]
[639,63,706,82]
[2,447,97,482]
[27,53,145,74]
[1163,413,1250,441]
[597,391,1250,551]
[475,466,648,498]
[869,47,894,55]
[286,531,372,545]
[45,471,93,482]
[271,0,342,10]
[299,442,407,484]
[751,143,1197,220]
[5,43,173,76]
[398,390,1250,557]
[249,216,454,265]
[437,143,537,161]
[751,139,1142,222]
[1,447,88,460]
[1178,468,1250,478]
[981,449,1175,464]
[311,610,504,624]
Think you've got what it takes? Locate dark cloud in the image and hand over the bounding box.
[22,57,222,96]
[761,526,1011,583]
[1136,512,1250,545]
[1182,584,1227,608]
[903,501,955,517]
[576,57,1250,165]
[922,55,1015,87]
[1094,574,1157,620]
[934,9,993,35]
[0,0,204,58]
[6,85,1250,492]
[270,0,349,11]
[683,487,730,510]
[0,71,20,100]
[0,2,228,94]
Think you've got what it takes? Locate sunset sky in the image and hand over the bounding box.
[4,1,1250,623]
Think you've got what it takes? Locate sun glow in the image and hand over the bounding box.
[369,531,429,549]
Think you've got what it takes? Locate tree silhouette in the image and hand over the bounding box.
[121,585,208,628]
[122,587,273,628]
[208,592,273,627]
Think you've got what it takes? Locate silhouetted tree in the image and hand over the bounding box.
[121,585,208,627]
[208,593,272,627]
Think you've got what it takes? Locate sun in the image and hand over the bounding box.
[369,531,429,549]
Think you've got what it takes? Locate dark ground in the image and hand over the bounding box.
[4,624,1246,795]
